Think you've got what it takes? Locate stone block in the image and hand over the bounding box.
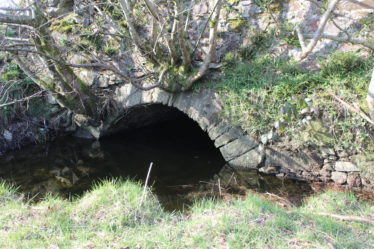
[220,135,258,161]
[228,146,264,169]
[214,126,244,148]
[265,147,323,172]
[347,173,361,188]
[334,161,359,172]
[208,122,230,140]
[331,171,347,185]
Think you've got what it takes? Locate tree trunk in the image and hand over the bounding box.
[368,68,374,122]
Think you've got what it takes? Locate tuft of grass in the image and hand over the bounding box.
[319,52,370,77]
[0,182,18,205]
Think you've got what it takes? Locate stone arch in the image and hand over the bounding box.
[114,84,264,169]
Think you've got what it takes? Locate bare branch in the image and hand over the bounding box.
[4,37,31,44]
[295,25,306,51]
[0,7,31,11]
[1,43,34,48]
[168,2,179,65]
[191,0,222,56]
[299,0,340,60]
[328,91,374,125]
[131,69,168,91]
[286,32,374,50]
[0,90,44,108]
[307,0,351,41]
[143,0,161,22]
[184,0,223,91]
[0,13,34,26]
[119,0,160,65]
[315,212,374,226]
[176,1,191,68]
[13,55,44,87]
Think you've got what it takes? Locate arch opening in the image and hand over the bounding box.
[0,104,228,210]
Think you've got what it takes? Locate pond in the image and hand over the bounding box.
[0,111,315,211]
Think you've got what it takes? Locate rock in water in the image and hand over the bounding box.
[3,130,12,142]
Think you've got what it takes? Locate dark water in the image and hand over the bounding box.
[0,113,315,211]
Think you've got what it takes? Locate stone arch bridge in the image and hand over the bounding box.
[108,84,323,178]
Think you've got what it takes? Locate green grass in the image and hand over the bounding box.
[0,179,372,248]
[202,51,374,152]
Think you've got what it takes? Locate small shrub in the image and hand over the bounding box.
[51,17,78,33]
[238,31,274,61]
[320,52,369,77]
[228,18,247,32]
[104,45,118,56]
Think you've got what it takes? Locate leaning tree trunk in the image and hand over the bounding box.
[368,68,374,122]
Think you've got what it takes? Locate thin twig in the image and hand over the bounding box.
[328,91,374,125]
[218,178,222,196]
[139,162,153,207]
[265,192,294,207]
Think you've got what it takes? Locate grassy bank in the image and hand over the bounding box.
[0,180,373,248]
[202,51,374,153]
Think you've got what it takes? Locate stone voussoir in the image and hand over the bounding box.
[214,126,244,148]
[220,135,258,161]
[228,146,264,169]
[208,121,231,141]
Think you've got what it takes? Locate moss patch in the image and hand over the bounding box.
[51,14,80,34]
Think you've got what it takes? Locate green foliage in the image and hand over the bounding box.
[1,62,21,80]
[359,14,374,31]
[228,18,247,32]
[279,33,301,47]
[319,51,370,77]
[102,4,123,20]
[104,45,118,56]
[103,40,119,56]
[222,52,238,69]
[5,29,16,37]
[75,32,104,52]
[253,0,285,13]
[59,38,71,46]
[51,14,79,33]
[238,31,274,61]
[227,0,241,4]
[0,61,49,125]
